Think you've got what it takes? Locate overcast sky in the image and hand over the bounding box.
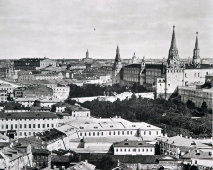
[0,0,212,59]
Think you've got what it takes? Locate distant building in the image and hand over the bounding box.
[82,49,93,68]
[14,58,56,71]
[113,140,155,156]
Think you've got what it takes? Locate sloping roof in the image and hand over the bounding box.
[68,161,96,170]
[185,64,213,69]
[182,149,212,159]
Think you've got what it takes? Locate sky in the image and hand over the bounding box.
[0,0,212,59]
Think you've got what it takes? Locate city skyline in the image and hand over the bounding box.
[0,0,212,59]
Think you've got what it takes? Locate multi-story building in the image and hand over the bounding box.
[113,140,155,156]
[158,135,211,158]
[0,84,14,94]
[0,112,62,139]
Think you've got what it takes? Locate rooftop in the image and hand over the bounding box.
[182,149,212,159]
[113,140,154,148]
[0,112,59,119]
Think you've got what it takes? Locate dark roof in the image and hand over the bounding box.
[0,112,58,119]
[185,64,213,69]
[32,149,50,155]
[145,63,166,70]
[36,128,66,142]
[51,155,72,163]
[79,153,165,164]
[17,137,44,148]
[113,140,154,148]
[124,64,141,69]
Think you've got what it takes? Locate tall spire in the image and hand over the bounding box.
[194,32,199,50]
[192,32,200,65]
[115,45,121,63]
[167,25,180,67]
[86,49,89,58]
[170,25,178,50]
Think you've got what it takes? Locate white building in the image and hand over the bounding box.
[56,104,90,118]
[15,97,61,107]
[52,85,70,100]
[113,140,155,155]
[0,112,62,139]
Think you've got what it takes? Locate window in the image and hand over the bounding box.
[85,132,87,136]
[29,124,31,128]
[47,124,49,128]
[6,124,8,129]
[52,124,54,128]
[101,132,103,136]
[43,124,45,128]
[38,124,40,128]
[109,132,111,135]
[80,133,82,136]
[11,125,13,129]
[24,132,27,136]
[20,124,22,129]
[20,132,22,136]
[33,124,35,128]
[149,131,151,135]
[24,124,26,128]
[93,132,95,136]
[15,124,17,129]
[29,132,31,136]
[1,125,4,129]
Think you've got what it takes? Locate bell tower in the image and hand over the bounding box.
[112,45,123,84]
[167,26,180,68]
[192,32,201,65]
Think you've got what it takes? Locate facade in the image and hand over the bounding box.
[55,103,91,118]
[178,86,213,109]
[0,84,14,94]
[0,90,7,102]
[0,112,61,139]
[113,140,155,156]
[22,85,53,98]
[38,58,57,69]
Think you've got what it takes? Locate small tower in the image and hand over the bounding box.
[167,26,180,68]
[192,32,201,65]
[86,49,89,58]
[131,52,137,64]
[112,45,123,84]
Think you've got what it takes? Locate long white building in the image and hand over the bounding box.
[0,112,62,139]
